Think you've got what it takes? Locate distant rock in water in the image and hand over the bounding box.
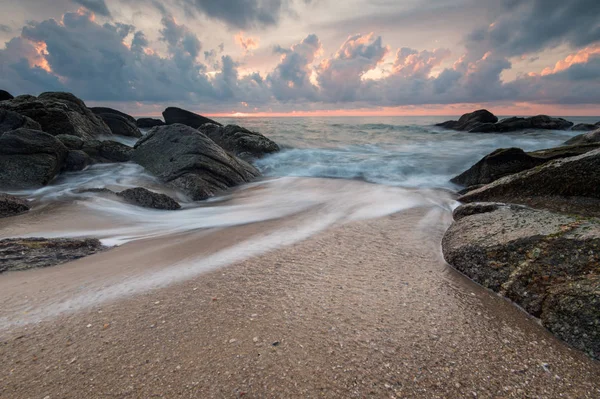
[0,92,111,140]
[452,143,600,187]
[0,109,41,134]
[565,128,600,145]
[459,148,600,217]
[137,118,164,128]
[0,193,30,218]
[0,128,68,188]
[0,237,105,273]
[198,123,280,160]
[0,90,14,101]
[443,203,600,360]
[132,124,259,200]
[117,187,181,210]
[91,107,141,138]
[82,140,133,163]
[571,123,599,131]
[162,107,222,128]
[437,110,573,133]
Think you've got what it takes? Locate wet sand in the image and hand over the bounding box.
[1,208,599,398]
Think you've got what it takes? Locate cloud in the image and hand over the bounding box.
[235,32,259,54]
[72,0,111,17]
[0,24,11,33]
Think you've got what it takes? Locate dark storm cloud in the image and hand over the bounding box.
[72,0,112,17]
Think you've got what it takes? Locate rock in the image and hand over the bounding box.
[565,128,600,145]
[0,193,30,218]
[0,237,105,273]
[0,128,68,188]
[0,92,111,140]
[56,134,84,150]
[116,187,181,210]
[436,109,498,131]
[442,204,600,359]
[82,140,133,163]
[451,202,511,221]
[64,150,92,172]
[459,148,600,216]
[0,109,42,134]
[452,144,600,187]
[571,123,598,131]
[132,124,259,200]
[198,124,280,160]
[91,108,142,138]
[162,107,222,128]
[0,90,14,101]
[137,118,165,128]
[543,277,600,360]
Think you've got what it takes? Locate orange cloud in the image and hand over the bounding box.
[540,45,600,76]
[235,32,259,54]
[30,41,52,73]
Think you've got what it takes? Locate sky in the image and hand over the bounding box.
[0,0,599,117]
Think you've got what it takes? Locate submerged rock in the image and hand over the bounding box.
[0,109,42,134]
[565,128,600,146]
[198,123,280,160]
[442,204,600,359]
[162,107,222,128]
[0,128,68,188]
[0,193,30,218]
[132,124,259,200]
[64,150,92,172]
[117,187,180,210]
[0,90,14,101]
[91,108,142,138]
[137,118,164,128]
[0,237,105,273]
[0,92,111,140]
[82,140,133,163]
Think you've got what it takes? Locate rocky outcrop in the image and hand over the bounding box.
[442,203,600,359]
[82,140,133,163]
[137,118,165,128]
[91,107,142,138]
[437,110,574,133]
[0,237,105,273]
[459,149,600,216]
[571,123,599,131]
[0,92,111,140]
[0,90,13,101]
[0,193,30,218]
[64,150,92,172]
[0,109,42,134]
[162,107,221,128]
[56,134,84,150]
[0,128,68,188]
[565,128,600,145]
[452,144,600,187]
[436,109,498,131]
[132,124,259,200]
[198,124,280,160]
[117,187,181,210]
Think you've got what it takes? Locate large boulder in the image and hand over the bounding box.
[117,187,181,210]
[436,109,498,131]
[0,128,68,188]
[452,144,600,187]
[0,237,105,273]
[459,148,600,216]
[137,118,165,129]
[0,92,111,140]
[0,109,42,135]
[82,140,133,163]
[0,90,13,101]
[91,107,142,138]
[132,124,259,200]
[565,128,600,145]
[571,123,599,131]
[162,107,222,128]
[198,124,280,160]
[0,193,30,218]
[442,203,600,359]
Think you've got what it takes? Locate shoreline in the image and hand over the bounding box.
[1,208,599,398]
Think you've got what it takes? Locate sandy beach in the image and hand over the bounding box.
[1,207,599,398]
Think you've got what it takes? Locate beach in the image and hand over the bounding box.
[2,205,599,398]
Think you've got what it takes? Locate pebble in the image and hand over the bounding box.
[229,339,237,344]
